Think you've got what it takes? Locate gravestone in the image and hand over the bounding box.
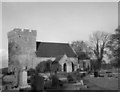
[19,68,30,89]
[21,70,28,86]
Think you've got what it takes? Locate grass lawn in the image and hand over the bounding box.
[83,75,118,90]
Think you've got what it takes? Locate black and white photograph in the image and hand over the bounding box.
[0,0,119,91]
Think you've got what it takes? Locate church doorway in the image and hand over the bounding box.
[63,63,67,72]
[72,62,74,72]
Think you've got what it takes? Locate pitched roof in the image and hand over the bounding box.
[36,42,77,57]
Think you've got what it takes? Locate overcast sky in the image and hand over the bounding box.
[1,2,118,68]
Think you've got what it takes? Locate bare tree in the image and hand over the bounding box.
[89,31,110,70]
[71,40,91,60]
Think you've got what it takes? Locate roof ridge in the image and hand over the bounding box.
[36,41,69,44]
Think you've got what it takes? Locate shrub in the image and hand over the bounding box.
[36,61,47,73]
[3,75,15,83]
[35,59,62,73]
[67,72,86,83]
[51,62,62,73]
[2,75,16,89]
[51,74,60,88]
[74,72,82,80]
[35,60,52,73]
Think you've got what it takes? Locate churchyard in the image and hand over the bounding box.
[1,67,119,91]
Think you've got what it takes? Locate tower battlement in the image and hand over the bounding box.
[8,28,37,39]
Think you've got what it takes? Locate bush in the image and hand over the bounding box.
[51,74,60,88]
[67,72,86,83]
[35,60,52,73]
[2,75,17,89]
[3,75,15,83]
[51,62,62,73]
[75,72,83,80]
[36,61,47,73]
[35,60,62,73]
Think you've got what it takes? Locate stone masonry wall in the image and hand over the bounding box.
[7,28,37,72]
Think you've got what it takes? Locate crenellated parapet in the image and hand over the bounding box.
[8,28,37,39]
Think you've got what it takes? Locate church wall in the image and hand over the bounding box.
[7,28,79,87]
[58,55,77,72]
[32,56,77,73]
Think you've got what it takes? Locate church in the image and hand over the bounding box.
[7,28,78,74]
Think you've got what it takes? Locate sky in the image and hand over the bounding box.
[1,2,118,68]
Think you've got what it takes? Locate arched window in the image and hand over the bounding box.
[63,63,67,72]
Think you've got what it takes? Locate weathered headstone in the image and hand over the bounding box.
[19,68,30,89]
[22,70,28,86]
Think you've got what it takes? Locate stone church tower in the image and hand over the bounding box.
[7,28,37,87]
[7,28,37,72]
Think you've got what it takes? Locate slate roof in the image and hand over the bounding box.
[36,42,77,57]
